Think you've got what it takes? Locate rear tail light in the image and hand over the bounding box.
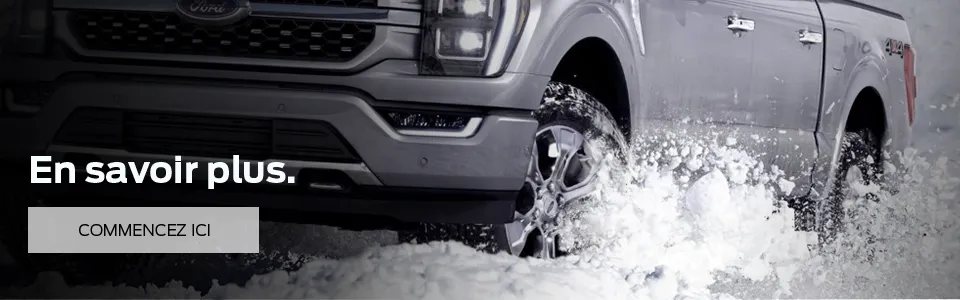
[904,44,917,126]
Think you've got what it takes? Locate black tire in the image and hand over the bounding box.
[817,129,883,243]
[399,81,627,257]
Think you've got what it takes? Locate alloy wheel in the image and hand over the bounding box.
[503,125,602,259]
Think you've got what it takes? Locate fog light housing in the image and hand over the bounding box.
[1,85,45,116]
[378,109,483,138]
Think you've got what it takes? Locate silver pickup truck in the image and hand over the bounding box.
[0,0,914,260]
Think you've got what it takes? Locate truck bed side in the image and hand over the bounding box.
[810,0,915,198]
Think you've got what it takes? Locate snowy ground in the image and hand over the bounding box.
[5,126,958,299]
[2,1,960,299]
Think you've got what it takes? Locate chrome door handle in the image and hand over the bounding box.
[727,16,755,32]
[799,29,823,44]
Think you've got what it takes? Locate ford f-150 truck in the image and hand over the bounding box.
[0,0,915,263]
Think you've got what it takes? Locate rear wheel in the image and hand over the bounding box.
[399,82,627,258]
[817,129,883,244]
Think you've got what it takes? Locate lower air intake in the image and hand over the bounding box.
[54,108,362,163]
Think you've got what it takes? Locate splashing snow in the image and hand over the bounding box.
[7,128,956,299]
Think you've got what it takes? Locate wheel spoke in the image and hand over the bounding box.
[512,209,534,224]
[510,124,606,259]
[526,142,544,188]
[506,215,538,254]
[559,177,597,205]
[559,153,600,205]
[548,127,584,178]
[538,231,558,259]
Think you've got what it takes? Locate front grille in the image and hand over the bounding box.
[68,10,377,62]
[250,0,378,8]
[54,108,363,163]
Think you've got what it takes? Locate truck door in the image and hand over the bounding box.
[638,0,755,125]
[734,0,824,196]
[739,0,824,133]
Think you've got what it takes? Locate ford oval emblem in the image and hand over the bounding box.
[176,0,250,26]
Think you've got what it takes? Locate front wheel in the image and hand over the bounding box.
[399,82,627,259]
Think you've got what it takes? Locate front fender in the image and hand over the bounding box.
[506,0,640,108]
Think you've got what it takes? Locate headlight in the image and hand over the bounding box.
[13,0,50,54]
[420,0,529,77]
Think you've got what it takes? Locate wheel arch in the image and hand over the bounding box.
[510,1,639,138]
[834,62,893,158]
[811,59,891,200]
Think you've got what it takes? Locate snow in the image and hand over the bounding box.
[5,137,816,299]
[11,120,957,298]
[5,243,640,300]
[3,1,960,299]
[5,140,959,298]
[0,132,888,299]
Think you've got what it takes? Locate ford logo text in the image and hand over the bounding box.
[176,0,250,26]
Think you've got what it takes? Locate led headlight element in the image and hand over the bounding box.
[436,28,489,60]
[420,0,529,77]
[379,109,472,130]
[440,0,492,18]
[377,109,484,138]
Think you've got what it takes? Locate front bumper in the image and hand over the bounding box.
[0,71,543,223]
[2,76,541,190]
[0,0,549,224]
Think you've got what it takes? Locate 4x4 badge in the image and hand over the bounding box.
[175,0,251,27]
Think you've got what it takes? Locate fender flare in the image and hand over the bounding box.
[509,1,639,109]
[835,60,890,146]
[810,58,889,200]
